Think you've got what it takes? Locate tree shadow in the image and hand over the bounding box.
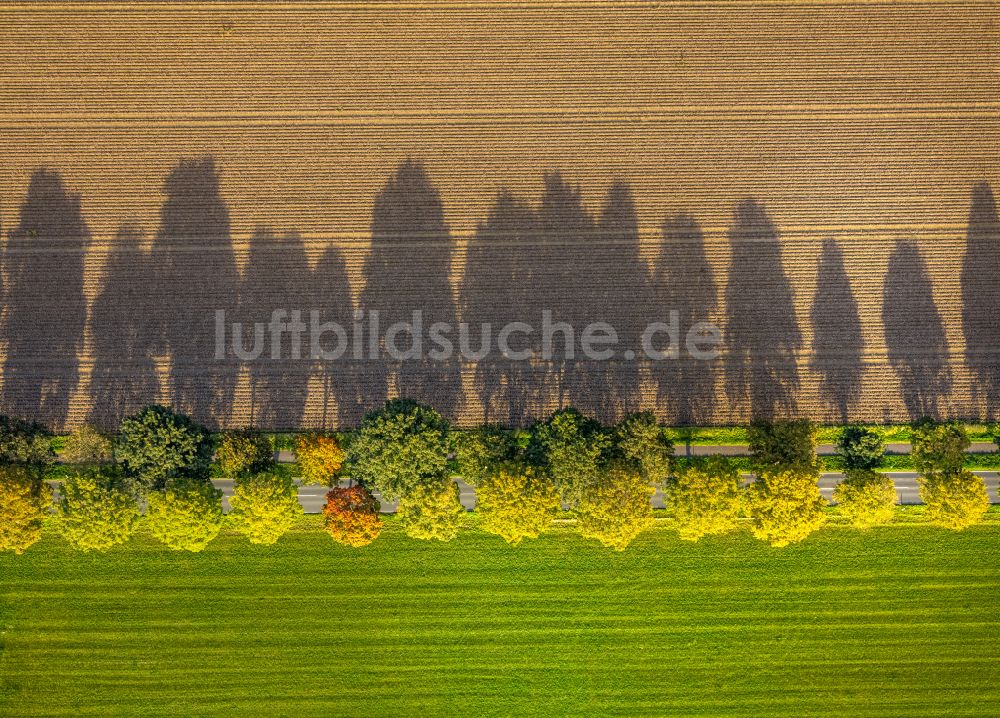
[567,180,645,423]
[654,213,719,424]
[883,238,951,419]
[3,168,88,428]
[88,223,160,428]
[535,172,595,410]
[359,160,463,418]
[723,199,801,419]
[460,190,538,425]
[810,237,864,423]
[960,181,1000,419]
[312,241,364,426]
[150,157,240,427]
[237,227,312,429]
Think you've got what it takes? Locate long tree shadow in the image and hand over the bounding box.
[88,224,160,428]
[359,160,463,418]
[654,213,719,424]
[312,241,363,426]
[237,227,312,428]
[883,238,951,419]
[960,181,1000,419]
[150,157,240,427]
[810,237,864,423]
[567,180,646,423]
[3,168,88,428]
[534,172,595,411]
[723,199,801,419]
[461,190,537,425]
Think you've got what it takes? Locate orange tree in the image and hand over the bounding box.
[323,485,383,547]
[295,433,346,486]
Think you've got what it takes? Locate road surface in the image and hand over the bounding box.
[213,472,1000,514]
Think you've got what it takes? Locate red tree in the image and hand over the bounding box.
[323,485,383,547]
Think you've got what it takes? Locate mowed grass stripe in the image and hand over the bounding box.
[1,523,999,717]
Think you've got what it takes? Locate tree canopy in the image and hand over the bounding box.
[115,405,213,488]
[664,457,742,541]
[833,469,896,529]
[576,464,655,550]
[0,415,54,465]
[526,408,611,504]
[476,465,560,545]
[452,425,520,486]
[216,430,275,477]
[57,469,139,551]
[836,425,886,471]
[911,419,970,476]
[228,472,300,545]
[348,399,451,501]
[145,477,224,552]
[0,465,52,554]
[323,485,383,547]
[612,412,674,485]
[747,419,818,474]
[397,481,465,542]
[295,433,346,486]
[919,469,990,530]
[746,468,826,547]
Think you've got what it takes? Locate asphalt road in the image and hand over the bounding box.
[213,472,1000,514]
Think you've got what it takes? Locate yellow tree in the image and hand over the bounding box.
[576,464,655,551]
[833,469,896,529]
[397,481,464,542]
[57,470,139,551]
[919,469,989,530]
[228,473,301,545]
[746,468,826,547]
[477,466,560,546]
[664,458,742,541]
[0,466,52,554]
[295,434,346,486]
[146,478,224,552]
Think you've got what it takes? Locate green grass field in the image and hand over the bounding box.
[2,518,999,717]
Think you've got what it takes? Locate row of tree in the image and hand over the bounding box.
[3,159,998,430]
[0,402,992,555]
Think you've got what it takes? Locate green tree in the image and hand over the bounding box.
[836,425,886,471]
[833,469,896,529]
[476,465,560,545]
[664,457,742,541]
[526,408,611,504]
[228,473,300,545]
[919,469,989,530]
[0,465,52,554]
[576,464,655,551]
[61,424,114,465]
[0,415,54,465]
[746,468,827,547]
[216,430,275,477]
[612,412,673,484]
[57,469,139,551]
[748,419,818,474]
[348,399,450,501]
[115,405,213,489]
[145,477,223,552]
[452,425,519,486]
[911,419,969,475]
[397,481,464,541]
